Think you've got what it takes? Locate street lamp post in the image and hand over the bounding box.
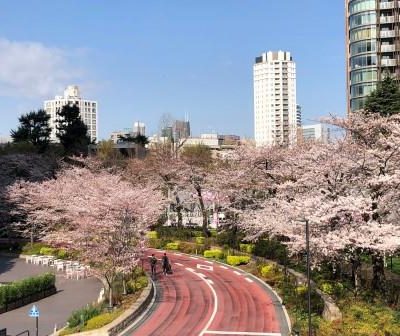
[305,219,312,336]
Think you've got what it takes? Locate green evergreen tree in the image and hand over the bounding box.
[10,109,52,152]
[56,104,90,155]
[364,76,400,117]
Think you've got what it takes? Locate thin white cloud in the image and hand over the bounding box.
[0,38,84,98]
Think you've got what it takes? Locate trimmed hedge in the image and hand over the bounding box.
[226,256,250,266]
[165,242,180,250]
[204,249,224,259]
[0,272,56,310]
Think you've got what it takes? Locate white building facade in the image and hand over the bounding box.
[254,51,297,147]
[44,85,98,142]
[301,124,331,144]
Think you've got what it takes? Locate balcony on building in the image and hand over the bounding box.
[379,1,396,9]
[381,58,397,66]
[381,44,396,52]
[380,15,395,24]
[380,30,396,38]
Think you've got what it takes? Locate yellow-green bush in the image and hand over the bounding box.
[195,237,205,245]
[204,249,224,259]
[226,256,250,266]
[320,282,334,295]
[296,285,308,295]
[127,275,148,293]
[83,310,122,330]
[165,242,180,250]
[239,243,255,254]
[260,264,274,278]
[39,247,56,255]
[146,231,158,239]
[316,302,400,336]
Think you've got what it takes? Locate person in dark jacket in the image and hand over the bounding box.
[150,254,157,278]
[162,253,170,275]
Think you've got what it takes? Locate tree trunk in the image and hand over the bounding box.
[195,185,209,237]
[122,277,127,295]
[372,254,386,292]
[351,255,361,295]
[175,195,183,228]
[108,285,113,309]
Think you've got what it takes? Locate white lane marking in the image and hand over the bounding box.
[245,278,254,283]
[185,267,195,272]
[207,279,214,285]
[174,262,184,267]
[219,265,228,269]
[233,271,242,276]
[190,256,199,260]
[197,264,214,271]
[204,260,213,264]
[203,332,281,335]
[173,253,182,256]
[187,269,218,336]
[197,272,206,278]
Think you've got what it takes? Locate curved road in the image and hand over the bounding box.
[128,250,290,336]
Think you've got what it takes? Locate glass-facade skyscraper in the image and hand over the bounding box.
[346,0,400,113]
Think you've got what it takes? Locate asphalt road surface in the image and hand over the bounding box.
[129,250,290,336]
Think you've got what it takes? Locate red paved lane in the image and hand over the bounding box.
[131,250,286,336]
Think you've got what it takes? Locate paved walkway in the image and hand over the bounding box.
[0,256,102,336]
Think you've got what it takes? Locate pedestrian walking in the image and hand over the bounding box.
[150,254,157,278]
[162,253,170,275]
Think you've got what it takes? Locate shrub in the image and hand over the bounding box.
[209,229,217,237]
[253,238,288,265]
[204,249,224,259]
[83,310,121,330]
[320,282,334,295]
[165,242,180,250]
[67,304,101,328]
[192,231,204,237]
[260,264,274,278]
[296,285,308,295]
[21,242,48,255]
[127,276,148,293]
[146,231,158,239]
[0,272,55,308]
[57,249,68,259]
[147,238,163,249]
[239,243,255,254]
[39,247,56,255]
[226,256,250,266]
[195,237,205,245]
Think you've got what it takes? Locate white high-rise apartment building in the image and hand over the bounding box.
[254,51,297,147]
[44,85,98,142]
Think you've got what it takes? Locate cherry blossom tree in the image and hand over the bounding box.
[7,166,165,306]
[212,115,400,292]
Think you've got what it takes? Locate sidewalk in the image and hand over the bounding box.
[0,256,102,336]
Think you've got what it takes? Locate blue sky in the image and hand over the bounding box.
[0,1,345,140]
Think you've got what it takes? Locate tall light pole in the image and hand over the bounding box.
[305,219,312,336]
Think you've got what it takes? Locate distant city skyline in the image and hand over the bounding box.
[0,1,346,141]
